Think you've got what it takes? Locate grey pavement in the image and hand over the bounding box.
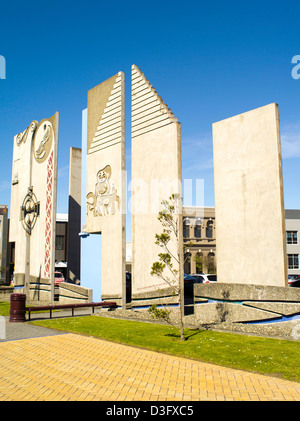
[1,307,101,342]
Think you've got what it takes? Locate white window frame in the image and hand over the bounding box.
[288,254,299,269]
[287,231,298,245]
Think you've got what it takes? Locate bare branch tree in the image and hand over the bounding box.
[149,194,185,341]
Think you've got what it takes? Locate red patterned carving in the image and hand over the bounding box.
[44,151,54,279]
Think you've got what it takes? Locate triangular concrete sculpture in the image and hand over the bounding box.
[85,72,126,307]
[131,65,183,304]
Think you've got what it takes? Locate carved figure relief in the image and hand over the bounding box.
[33,121,53,163]
[87,165,120,216]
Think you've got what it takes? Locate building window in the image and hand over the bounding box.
[207,252,216,274]
[194,223,201,239]
[288,254,299,269]
[55,235,65,251]
[287,231,298,244]
[183,219,190,239]
[195,252,203,274]
[206,221,213,238]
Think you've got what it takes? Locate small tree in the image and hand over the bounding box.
[149,194,185,341]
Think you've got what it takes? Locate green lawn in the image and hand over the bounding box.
[0,301,10,316]
[28,313,300,383]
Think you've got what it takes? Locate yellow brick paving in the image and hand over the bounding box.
[0,333,299,401]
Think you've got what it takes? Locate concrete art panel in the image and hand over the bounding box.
[212,103,287,287]
[131,65,183,301]
[10,113,59,300]
[85,72,126,306]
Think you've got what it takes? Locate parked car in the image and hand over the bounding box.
[54,271,65,285]
[187,274,205,283]
[184,274,196,282]
[289,279,300,288]
[288,275,300,285]
[191,274,217,283]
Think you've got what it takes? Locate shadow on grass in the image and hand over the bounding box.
[165,328,205,341]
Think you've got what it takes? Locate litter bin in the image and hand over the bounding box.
[9,293,26,322]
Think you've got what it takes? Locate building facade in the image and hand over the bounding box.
[183,207,300,278]
[285,209,300,276]
[183,206,216,275]
[55,213,68,279]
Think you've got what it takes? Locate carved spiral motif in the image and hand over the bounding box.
[20,190,39,235]
[16,121,38,146]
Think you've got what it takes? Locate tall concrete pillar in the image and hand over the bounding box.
[131,65,183,302]
[10,113,59,301]
[212,103,287,287]
[68,147,82,284]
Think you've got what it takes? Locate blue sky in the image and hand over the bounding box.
[1,0,300,219]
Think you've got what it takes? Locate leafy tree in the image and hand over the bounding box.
[149,194,185,341]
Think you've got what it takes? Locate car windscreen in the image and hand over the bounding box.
[207,275,217,281]
[194,276,204,282]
